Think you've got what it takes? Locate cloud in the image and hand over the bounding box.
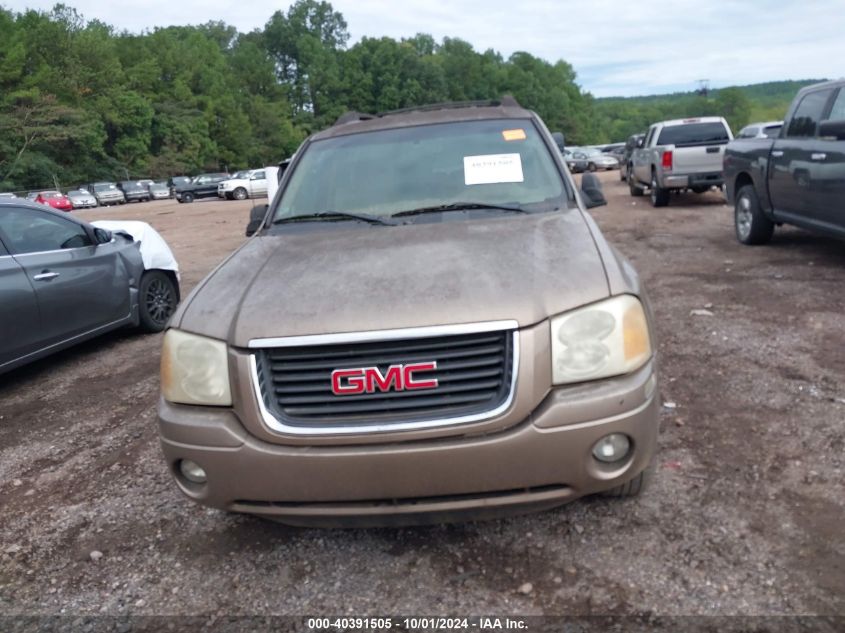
[4,0,842,96]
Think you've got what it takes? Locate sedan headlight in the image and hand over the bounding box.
[161,329,232,405]
[551,295,651,385]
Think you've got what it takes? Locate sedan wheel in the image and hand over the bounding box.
[139,271,178,332]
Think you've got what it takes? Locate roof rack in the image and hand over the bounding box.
[333,111,377,125]
[331,95,521,127]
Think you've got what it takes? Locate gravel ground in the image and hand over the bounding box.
[1,174,843,618]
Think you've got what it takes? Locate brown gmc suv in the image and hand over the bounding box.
[158,97,660,526]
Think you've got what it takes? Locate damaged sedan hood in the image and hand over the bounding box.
[176,210,610,347]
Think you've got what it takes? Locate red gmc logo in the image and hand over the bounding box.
[331,362,438,396]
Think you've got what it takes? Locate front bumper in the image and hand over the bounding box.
[159,361,659,526]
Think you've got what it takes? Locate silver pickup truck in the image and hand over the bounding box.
[628,116,733,207]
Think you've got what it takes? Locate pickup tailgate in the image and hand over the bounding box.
[671,144,726,174]
[658,119,732,174]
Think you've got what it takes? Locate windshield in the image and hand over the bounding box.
[657,122,730,147]
[121,182,143,191]
[582,148,603,156]
[274,119,567,221]
[94,184,117,192]
[41,191,61,198]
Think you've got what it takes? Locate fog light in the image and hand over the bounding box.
[179,459,207,484]
[592,433,631,463]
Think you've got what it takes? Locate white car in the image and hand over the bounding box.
[217,169,268,200]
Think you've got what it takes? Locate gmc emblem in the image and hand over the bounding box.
[331,362,438,396]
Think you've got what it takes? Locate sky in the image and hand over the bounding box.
[4,0,843,97]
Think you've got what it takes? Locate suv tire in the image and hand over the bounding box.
[601,470,647,497]
[735,184,774,245]
[650,173,669,207]
[181,192,195,203]
[233,187,248,200]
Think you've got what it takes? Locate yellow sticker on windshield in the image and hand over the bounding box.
[502,129,527,141]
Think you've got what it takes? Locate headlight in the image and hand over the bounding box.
[551,295,651,385]
[161,329,232,406]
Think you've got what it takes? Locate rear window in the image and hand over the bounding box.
[762,124,782,138]
[657,122,730,147]
[275,119,567,220]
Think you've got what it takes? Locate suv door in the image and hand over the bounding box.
[769,87,834,227]
[0,207,134,347]
[0,236,42,369]
[249,170,268,197]
[815,88,845,234]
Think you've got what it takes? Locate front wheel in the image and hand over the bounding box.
[139,271,178,332]
[232,187,248,200]
[181,192,194,203]
[628,167,644,197]
[650,174,669,207]
[588,162,597,172]
[601,469,647,497]
[735,184,774,245]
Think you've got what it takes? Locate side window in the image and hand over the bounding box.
[0,208,92,255]
[786,90,832,138]
[253,171,265,180]
[824,89,845,122]
[644,127,655,147]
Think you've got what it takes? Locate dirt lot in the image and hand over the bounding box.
[1,174,843,618]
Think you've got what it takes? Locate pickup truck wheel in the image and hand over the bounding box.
[650,175,670,207]
[628,168,644,197]
[139,271,178,332]
[181,192,194,203]
[600,469,647,498]
[735,184,774,245]
[233,187,248,200]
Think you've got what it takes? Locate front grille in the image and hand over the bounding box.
[254,328,515,430]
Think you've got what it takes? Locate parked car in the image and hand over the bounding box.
[88,182,126,206]
[620,133,645,181]
[581,147,619,172]
[174,173,229,203]
[0,201,180,374]
[168,176,192,197]
[0,193,17,199]
[158,97,658,527]
[629,117,733,206]
[217,169,268,200]
[724,80,845,244]
[25,192,39,201]
[67,189,98,209]
[118,181,151,203]
[149,182,171,200]
[736,121,783,139]
[137,179,156,190]
[34,191,73,212]
[563,148,589,173]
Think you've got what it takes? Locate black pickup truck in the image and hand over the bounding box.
[174,173,229,203]
[724,80,845,244]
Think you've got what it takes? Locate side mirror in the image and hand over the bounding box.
[819,119,845,140]
[636,138,644,148]
[93,228,112,244]
[551,131,565,152]
[246,204,268,237]
[581,173,607,209]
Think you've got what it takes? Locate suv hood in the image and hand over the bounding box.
[176,210,610,347]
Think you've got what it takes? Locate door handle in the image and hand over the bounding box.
[33,271,60,281]
[811,152,827,161]
[771,150,784,157]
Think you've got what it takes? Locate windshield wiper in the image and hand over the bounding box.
[273,212,396,226]
[391,202,527,218]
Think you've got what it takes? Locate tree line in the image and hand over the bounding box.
[0,1,815,193]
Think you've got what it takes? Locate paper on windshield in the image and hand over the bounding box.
[463,153,524,185]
